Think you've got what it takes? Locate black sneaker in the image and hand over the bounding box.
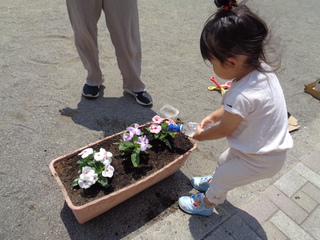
[82,84,100,98]
[125,89,153,106]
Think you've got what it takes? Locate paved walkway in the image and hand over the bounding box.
[240,149,320,240]
[123,149,320,240]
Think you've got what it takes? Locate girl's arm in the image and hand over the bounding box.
[199,106,224,127]
[193,108,242,141]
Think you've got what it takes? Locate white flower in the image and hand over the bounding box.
[105,151,113,159]
[102,154,113,166]
[94,148,113,162]
[78,166,98,189]
[94,148,107,161]
[102,165,115,178]
[78,148,93,158]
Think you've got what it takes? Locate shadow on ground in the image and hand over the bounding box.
[59,86,157,137]
[188,200,267,239]
[60,171,193,239]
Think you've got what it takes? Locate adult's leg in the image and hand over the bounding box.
[103,0,145,92]
[67,0,104,86]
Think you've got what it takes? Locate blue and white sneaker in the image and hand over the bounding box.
[191,175,212,192]
[82,77,105,98]
[124,89,153,106]
[178,193,214,216]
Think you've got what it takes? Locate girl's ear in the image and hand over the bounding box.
[227,55,248,69]
[226,57,238,68]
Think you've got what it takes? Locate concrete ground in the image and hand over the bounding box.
[0,0,319,239]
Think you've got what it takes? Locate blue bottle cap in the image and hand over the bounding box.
[169,124,182,132]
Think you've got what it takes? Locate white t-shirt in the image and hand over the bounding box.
[222,63,293,154]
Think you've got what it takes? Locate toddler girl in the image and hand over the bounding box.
[178,0,293,216]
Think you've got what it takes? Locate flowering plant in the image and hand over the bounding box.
[148,115,177,149]
[115,123,152,167]
[72,148,115,189]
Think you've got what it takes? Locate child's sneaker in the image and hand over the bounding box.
[178,193,214,216]
[191,175,212,192]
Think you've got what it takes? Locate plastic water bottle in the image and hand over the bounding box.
[169,122,216,137]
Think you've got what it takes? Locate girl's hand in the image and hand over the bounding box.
[193,109,242,141]
[199,107,224,128]
[199,118,215,128]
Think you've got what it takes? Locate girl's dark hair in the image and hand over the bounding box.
[201,0,272,71]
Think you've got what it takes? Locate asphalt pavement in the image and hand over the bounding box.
[1,0,319,239]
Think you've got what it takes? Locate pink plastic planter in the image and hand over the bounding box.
[49,130,197,224]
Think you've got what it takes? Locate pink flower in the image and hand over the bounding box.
[165,119,176,126]
[149,123,162,134]
[152,115,164,124]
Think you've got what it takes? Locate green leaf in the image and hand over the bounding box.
[131,152,140,167]
[148,135,155,141]
[169,132,176,138]
[98,177,109,188]
[124,141,135,147]
[119,145,127,151]
[76,158,86,165]
[163,138,172,149]
[119,141,135,152]
[72,178,79,187]
[160,122,167,128]
[93,162,104,175]
[159,134,166,140]
[87,160,96,166]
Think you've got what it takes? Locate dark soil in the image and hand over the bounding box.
[53,127,194,206]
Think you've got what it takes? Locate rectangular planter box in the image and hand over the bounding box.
[49,130,196,224]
